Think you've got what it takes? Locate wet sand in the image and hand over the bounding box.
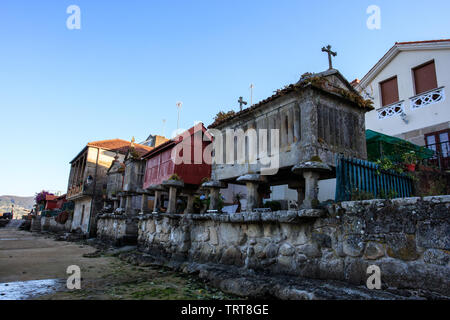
[0,225,233,300]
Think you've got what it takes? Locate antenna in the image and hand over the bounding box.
[176,101,183,131]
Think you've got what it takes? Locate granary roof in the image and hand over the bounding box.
[209,69,373,129]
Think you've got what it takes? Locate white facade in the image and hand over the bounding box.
[357,40,450,147]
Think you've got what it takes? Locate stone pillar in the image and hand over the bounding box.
[236,174,267,212]
[140,193,148,214]
[162,180,185,214]
[113,200,119,210]
[184,194,195,214]
[201,181,227,212]
[153,190,161,212]
[167,186,177,214]
[246,182,260,212]
[292,161,331,209]
[119,196,125,209]
[303,171,320,208]
[125,195,132,211]
[209,188,220,211]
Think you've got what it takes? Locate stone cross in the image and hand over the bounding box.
[322,45,337,70]
[238,96,247,111]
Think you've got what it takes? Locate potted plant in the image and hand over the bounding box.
[402,151,418,172]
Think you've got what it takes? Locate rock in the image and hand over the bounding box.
[423,249,449,266]
[386,234,419,261]
[364,242,385,260]
[220,246,242,265]
[279,243,295,256]
[297,243,321,258]
[417,221,450,250]
[312,232,332,248]
[264,243,279,259]
[343,234,365,257]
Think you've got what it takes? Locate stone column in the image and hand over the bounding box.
[246,182,260,212]
[162,180,185,214]
[167,186,177,214]
[153,190,161,212]
[292,161,331,209]
[119,195,125,209]
[201,181,227,212]
[125,195,132,212]
[140,193,148,214]
[113,200,119,210]
[184,194,195,214]
[303,171,320,208]
[288,181,305,209]
[236,174,267,212]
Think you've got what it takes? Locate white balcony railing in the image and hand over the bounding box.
[377,101,405,120]
[410,86,445,110]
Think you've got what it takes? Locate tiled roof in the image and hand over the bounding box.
[87,139,152,156]
[396,39,450,45]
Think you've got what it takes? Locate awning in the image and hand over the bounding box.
[366,129,434,162]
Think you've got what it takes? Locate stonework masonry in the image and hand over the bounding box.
[97,196,450,296]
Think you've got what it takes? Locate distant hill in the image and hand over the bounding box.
[0,195,35,210]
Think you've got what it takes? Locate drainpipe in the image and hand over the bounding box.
[87,147,100,237]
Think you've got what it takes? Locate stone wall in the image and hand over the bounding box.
[99,196,450,295]
[38,216,73,233]
[97,214,138,246]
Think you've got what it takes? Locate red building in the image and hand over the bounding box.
[142,124,212,189]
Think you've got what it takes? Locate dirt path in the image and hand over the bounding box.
[0,227,234,300]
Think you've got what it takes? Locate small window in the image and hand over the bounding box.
[413,60,438,95]
[380,76,399,107]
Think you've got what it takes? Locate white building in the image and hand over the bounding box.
[271,39,450,205]
[356,39,450,167]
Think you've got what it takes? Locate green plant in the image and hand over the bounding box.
[168,173,181,181]
[375,157,404,174]
[351,188,375,201]
[401,151,418,164]
[310,155,322,162]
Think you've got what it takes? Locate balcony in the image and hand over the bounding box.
[67,181,95,200]
[410,86,445,110]
[377,101,405,120]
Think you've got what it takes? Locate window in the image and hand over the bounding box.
[413,60,438,95]
[425,130,450,170]
[380,76,399,107]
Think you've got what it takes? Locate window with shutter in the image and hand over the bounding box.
[413,60,438,95]
[379,76,399,107]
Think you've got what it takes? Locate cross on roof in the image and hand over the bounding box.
[238,96,247,111]
[322,45,337,70]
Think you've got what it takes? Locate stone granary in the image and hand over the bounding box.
[208,69,374,210]
[67,139,154,236]
[105,140,153,214]
[141,123,214,214]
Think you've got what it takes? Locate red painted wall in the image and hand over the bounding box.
[143,128,212,188]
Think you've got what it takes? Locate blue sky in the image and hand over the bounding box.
[0,0,449,196]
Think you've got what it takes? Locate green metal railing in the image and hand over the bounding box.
[335,156,413,202]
